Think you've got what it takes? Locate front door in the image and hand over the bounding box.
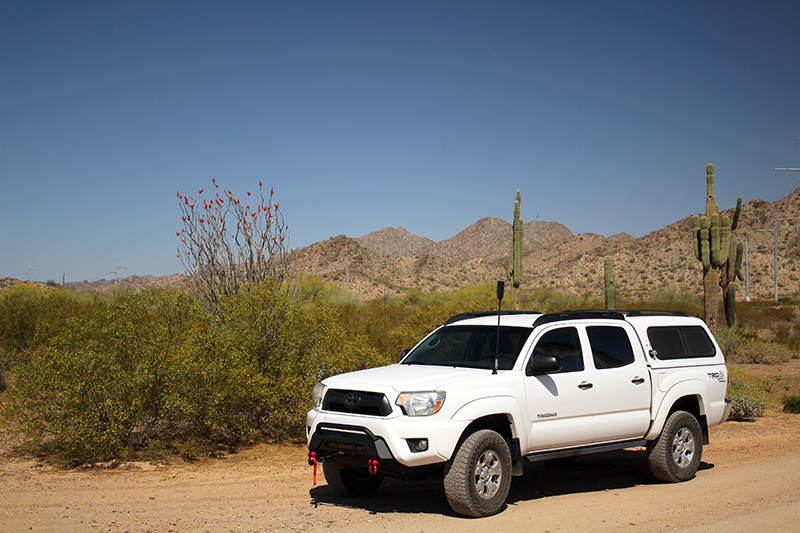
[523,326,595,452]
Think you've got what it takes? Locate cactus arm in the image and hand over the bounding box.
[735,242,744,281]
[720,214,731,262]
[731,196,742,231]
[692,215,701,260]
[699,216,711,270]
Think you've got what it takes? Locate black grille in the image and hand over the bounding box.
[323,389,393,417]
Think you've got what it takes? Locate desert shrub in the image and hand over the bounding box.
[214,283,385,439]
[1,290,202,463]
[727,367,768,421]
[714,326,745,358]
[726,337,794,365]
[524,287,600,313]
[0,283,105,392]
[1,284,390,463]
[783,394,800,414]
[622,288,702,317]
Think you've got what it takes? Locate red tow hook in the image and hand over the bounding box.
[308,452,318,485]
[368,459,380,476]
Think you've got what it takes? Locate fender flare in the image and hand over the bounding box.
[435,395,526,460]
[645,379,710,441]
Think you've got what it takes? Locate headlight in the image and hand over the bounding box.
[396,391,445,416]
[312,382,326,410]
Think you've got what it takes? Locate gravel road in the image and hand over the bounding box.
[2,406,799,533]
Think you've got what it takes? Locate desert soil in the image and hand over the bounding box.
[1,402,798,533]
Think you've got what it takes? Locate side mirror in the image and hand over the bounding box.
[400,348,411,360]
[526,354,563,376]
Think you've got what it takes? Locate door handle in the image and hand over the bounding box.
[631,377,646,385]
[578,381,593,390]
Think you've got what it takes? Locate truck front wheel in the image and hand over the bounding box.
[647,410,703,482]
[322,462,384,497]
[444,429,512,517]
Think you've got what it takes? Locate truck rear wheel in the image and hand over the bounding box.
[444,429,512,517]
[322,462,384,496]
[647,410,703,482]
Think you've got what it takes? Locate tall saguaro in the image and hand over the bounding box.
[504,190,524,310]
[691,163,743,330]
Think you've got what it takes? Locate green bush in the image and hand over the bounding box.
[783,394,800,414]
[0,284,387,464]
[726,337,794,365]
[727,367,768,421]
[714,326,744,358]
[0,283,105,392]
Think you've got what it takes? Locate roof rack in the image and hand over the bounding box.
[532,309,625,327]
[445,310,539,325]
[623,309,686,317]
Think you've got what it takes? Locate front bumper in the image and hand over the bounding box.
[306,409,468,471]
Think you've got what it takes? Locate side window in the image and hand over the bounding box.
[587,326,635,369]
[530,327,583,373]
[647,326,716,359]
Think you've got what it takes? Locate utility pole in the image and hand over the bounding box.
[755,214,796,302]
[775,136,800,190]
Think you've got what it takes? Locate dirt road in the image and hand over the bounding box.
[2,406,799,533]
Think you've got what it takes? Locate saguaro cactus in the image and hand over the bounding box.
[691,164,743,329]
[604,257,616,310]
[504,190,524,309]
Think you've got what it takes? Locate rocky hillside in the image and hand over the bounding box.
[292,189,800,301]
[8,190,799,302]
[355,227,434,257]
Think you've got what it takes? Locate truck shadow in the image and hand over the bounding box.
[308,449,715,517]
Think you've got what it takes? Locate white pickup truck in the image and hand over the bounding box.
[307,309,731,517]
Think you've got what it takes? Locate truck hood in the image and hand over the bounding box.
[322,364,490,394]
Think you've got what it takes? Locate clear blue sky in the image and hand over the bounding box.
[2,1,798,282]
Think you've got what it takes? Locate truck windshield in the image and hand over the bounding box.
[402,325,533,370]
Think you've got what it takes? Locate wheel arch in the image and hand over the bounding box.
[646,381,711,444]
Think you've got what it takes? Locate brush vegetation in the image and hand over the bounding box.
[1,280,797,464]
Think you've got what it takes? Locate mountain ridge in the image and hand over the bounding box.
[7,190,799,301]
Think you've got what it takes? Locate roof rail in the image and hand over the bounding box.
[533,309,625,327]
[445,310,539,325]
[624,310,686,317]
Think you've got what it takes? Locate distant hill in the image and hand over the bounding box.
[355,227,434,257]
[292,189,800,301]
[7,189,798,302]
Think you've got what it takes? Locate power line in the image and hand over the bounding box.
[755,214,796,302]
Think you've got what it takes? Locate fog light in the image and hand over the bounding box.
[407,438,429,453]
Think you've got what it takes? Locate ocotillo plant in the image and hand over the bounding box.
[176,180,290,313]
[691,164,743,329]
[604,257,616,310]
[504,190,524,309]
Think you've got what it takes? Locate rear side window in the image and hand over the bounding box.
[587,326,635,369]
[647,326,716,359]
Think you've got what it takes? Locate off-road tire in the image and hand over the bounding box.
[647,410,703,482]
[443,429,512,517]
[322,462,384,497]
